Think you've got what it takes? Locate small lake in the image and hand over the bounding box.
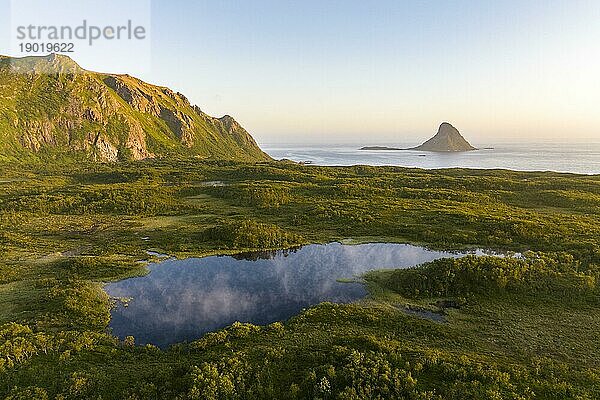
[105,243,483,347]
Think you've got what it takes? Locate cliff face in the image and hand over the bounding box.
[412,123,477,152]
[0,54,270,162]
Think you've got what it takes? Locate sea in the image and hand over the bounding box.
[262,142,600,175]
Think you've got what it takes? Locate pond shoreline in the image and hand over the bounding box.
[104,242,502,347]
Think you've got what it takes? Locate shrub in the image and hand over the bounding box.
[207,220,303,249]
[368,253,599,298]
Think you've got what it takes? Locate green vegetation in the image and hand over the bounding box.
[0,55,269,163]
[0,159,599,398]
[367,253,599,298]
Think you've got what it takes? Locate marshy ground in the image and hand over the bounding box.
[1,159,599,399]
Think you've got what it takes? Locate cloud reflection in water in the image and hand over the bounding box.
[105,243,468,347]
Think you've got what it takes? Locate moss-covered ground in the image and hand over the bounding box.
[0,159,599,399]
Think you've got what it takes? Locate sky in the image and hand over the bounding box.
[1,0,599,145]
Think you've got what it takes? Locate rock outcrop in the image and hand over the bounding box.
[0,54,270,162]
[411,123,477,152]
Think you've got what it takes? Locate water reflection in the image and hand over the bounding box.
[105,243,475,347]
[230,247,301,261]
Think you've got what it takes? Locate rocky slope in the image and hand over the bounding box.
[0,54,270,162]
[411,123,477,152]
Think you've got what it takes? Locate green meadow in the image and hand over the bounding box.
[0,159,599,399]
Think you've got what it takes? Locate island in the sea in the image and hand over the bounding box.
[360,122,478,152]
[360,146,402,151]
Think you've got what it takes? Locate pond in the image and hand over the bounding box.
[105,243,484,347]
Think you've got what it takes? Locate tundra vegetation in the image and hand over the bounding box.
[0,158,599,399]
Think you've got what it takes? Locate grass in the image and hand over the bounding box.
[0,159,599,398]
[0,55,271,163]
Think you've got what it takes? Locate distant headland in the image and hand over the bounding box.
[360,122,477,152]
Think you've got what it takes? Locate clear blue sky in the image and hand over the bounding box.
[1,0,599,145]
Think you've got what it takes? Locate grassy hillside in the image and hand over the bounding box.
[0,160,599,398]
[0,54,270,163]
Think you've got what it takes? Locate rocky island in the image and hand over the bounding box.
[410,122,477,152]
[359,146,402,151]
[360,122,477,152]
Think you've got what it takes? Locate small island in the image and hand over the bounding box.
[359,146,402,151]
[360,122,478,152]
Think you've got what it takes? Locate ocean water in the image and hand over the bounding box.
[262,142,600,175]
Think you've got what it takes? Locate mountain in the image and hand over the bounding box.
[411,122,477,152]
[0,54,270,162]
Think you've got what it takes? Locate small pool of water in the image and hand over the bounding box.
[105,243,484,347]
